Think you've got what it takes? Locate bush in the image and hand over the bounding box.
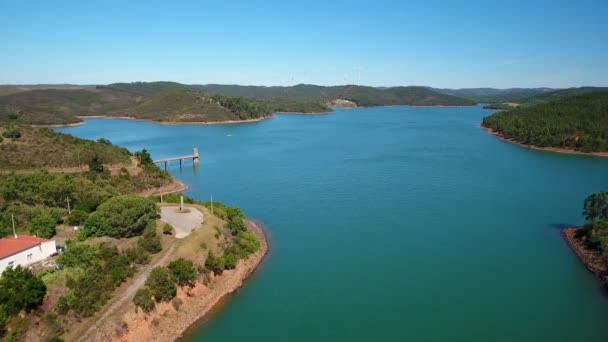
[57,296,69,315]
[222,254,237,270]
[29,212,57,238]
[0,305,8,333]
[133,287,155,313]
[2,126,21,139]
[204,253,225,275]
[88,154,105,173]
[84,195,159,238]
[74,197,102,213]
[0,266,46,316]
[162,224,173,235]
[146,267,176,302]
[138,222,162,254]
[66,210,89,226]
[125,247,150,265]
[168,259,197,287]
[58,243,98,268]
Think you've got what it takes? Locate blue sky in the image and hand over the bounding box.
[1,0,607,88]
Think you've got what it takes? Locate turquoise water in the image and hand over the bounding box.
[57,106,608,341]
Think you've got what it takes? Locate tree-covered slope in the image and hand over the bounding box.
[434,88,556,103]
[111,89,272,122]
[482,92,608,152]
[195,84,476,106]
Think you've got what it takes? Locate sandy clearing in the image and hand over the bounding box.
[160,206,204,239]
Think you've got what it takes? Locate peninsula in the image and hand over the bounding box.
[481,91,608,157]
[0,123,267,341]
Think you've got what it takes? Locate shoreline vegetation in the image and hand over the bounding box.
[0,125,268,341]
[479,124,608,158]
[0,81,477,126]
[481,91,608,155]
[561,191,608,288]
[88,219,268,342]
[562,228,608,287]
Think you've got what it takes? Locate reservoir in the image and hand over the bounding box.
[57,105,608,341]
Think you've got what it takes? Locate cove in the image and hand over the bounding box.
[56,105,608,341]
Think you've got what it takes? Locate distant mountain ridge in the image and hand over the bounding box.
[0,82,476,125]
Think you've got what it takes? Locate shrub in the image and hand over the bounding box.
[124,247,150,265]
[162,224,173,235]
[0,305,8,333]
[96,138,112,145]
[66,210,88,226]
[138,222,162,254]
[133,287,155,313]
[0,266,46,315]
[168,259,197,287]
[146,267,176,302]
[222,254,237,270]
[88,154,105,173]
[204,253,225,275]
[74,197,102,213]
[58,243,98,268]
[2,126,21,139]
[57,296,69,315]
[84,195,159,238]
[29,212,57,238]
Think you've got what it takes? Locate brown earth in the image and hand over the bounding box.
[562,227,608,286]
[77,220,267,342]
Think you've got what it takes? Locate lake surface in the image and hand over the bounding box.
[57,106,608,341]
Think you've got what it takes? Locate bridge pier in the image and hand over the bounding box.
[153,147,200,170]
[193,148,199,165]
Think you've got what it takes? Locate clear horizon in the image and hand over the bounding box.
[1,0,607,88]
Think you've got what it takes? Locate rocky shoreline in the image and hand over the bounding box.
[102,219,269,342]
[562,227,608,287]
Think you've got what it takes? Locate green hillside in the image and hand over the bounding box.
[195,84,476,107]
[434,88,555,103]
[0,85,273,125]
[0,87,142,125]
[482,92,608,152]
[0,124,132,170]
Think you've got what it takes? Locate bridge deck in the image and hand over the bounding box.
[154,155,196,163]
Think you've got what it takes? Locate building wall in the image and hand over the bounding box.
[0,241,57,274]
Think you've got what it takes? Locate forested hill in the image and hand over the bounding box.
[194,84,476,107]
[0,86,275,125]
[482,91,608,152]
[434,88,556,103]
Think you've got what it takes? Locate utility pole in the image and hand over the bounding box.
[11,214,17,239]
[66,197,71,214]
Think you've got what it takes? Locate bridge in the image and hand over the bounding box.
[154,148,199,170]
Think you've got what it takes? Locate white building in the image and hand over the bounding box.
[0,235,57,274]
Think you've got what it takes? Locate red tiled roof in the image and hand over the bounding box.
[0,235,50,259]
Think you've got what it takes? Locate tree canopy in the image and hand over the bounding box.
[0,266,46,316]
[83,195,159,238]
[482,92,608,152]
